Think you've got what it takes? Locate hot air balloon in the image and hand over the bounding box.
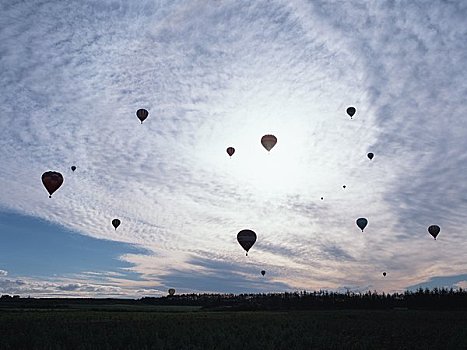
[356,218,368,232]
[343,185,346,189]
[367,153,374,160]
[428,225,440,240]
[226,147,235,157]
[168,288,175,296]
[136,109,149,124]
[261,270,266,276]
[237,229,257,256]
[41,171,64,198]
[382,272,387,277]
[71,166,76,172]
[261,135,277,152]
[112,219,121,230]
[347,107,356,118]
[321,197,324,200]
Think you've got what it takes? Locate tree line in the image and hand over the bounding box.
[1,287,466,310]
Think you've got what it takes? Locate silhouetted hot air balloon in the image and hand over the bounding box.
[237,229,257,256]
[112,219,121,230]
[347,107,356,118]
[383,272,387,277]
[261,270,266,276]
[136,109,149,123]
[343,185,346,189]
[261,135,277,152]
[356,218,368,232]
[41,171,63,198]
[71,166,77,172]
[226,147,235,157]
[428,225,440,240]
[321,197,324,200]
[367,153,374,160]
[168,288,175,296]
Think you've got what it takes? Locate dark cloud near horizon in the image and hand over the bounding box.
[161,256,291,294]
[406,274,467,291]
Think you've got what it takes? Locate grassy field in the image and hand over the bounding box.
[0,308,466,349]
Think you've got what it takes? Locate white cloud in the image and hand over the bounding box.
[455,281,467,290]
[0,278,123,298]
[0,0,466,295]
[0,270,7,277]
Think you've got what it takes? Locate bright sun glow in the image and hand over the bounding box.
[195,82,358,203]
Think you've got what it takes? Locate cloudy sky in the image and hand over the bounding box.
[1,0,466,297]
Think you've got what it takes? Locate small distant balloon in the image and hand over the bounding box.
[41,171,64,198]
[261,135,277,152]
[367,153,374,160]
[347,107,356,118]
[343,185,346,189]
[261,270,266,276]
[321,197,324,200]
[237,229,257,256]
[71,166,77,172]
[136,109,149,123]
[112,219,121,230]
[356,218,368,232]
[428,225,440,240]
[383,272,387,277]
[226,147,235,157]
[168,288,175,296]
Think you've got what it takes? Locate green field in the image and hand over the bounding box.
[0,308,466,349]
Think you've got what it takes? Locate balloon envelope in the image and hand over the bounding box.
[347,107,356,118]
[41,171,64,198]
[356,218,368,232]
[168,288,175,296]
[383,272,387,277]
[226,147,235,157]
[261,270,266,276]
[136,109,149,123]
[237,229,257,255]
[112,219,121,230]
[71,166,76,172]
[428,225,440,240]
[261,135,277,152]
[367,153,374,160]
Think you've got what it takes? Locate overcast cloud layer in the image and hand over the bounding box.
[1,0,466,296]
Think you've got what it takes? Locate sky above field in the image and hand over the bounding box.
[1,0,467,297]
